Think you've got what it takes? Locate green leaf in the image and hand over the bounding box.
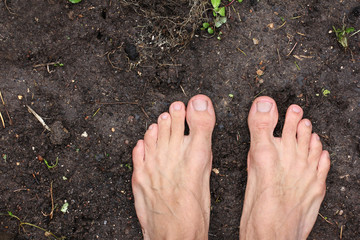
[8,211,13,216]
[215,16,227,28]
[44,157,59,169]
[220,16,227,24]
[345,27,355,34]
[215,20,222,28]
[219,7,226,17]
[203,22,210,29]
[68,0,82,3]
[238,0,243,2]
[208,27,214,34]
[322,88,330,97]
[211,0,221,8]
[61,202,69,213]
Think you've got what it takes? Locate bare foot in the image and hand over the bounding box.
[132,95,215,240]
[240,96,331,240]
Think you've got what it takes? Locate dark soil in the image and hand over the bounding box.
[1,0,359,239]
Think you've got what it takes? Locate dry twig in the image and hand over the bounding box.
[26,105,51,131]
[4,0,16,15]
[42,181,55,220]
[0,91,13,125]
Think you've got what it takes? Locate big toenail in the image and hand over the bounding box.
[161,114,168,120]
[149,125,153,130]
[193,99,208,111]
[173,103,182,111]
[292,106,301,113]
[305,120,311,127]
[256,101,272,112]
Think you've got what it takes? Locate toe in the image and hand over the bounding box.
[296,119,312,155]
[317,150,331,180]
[169,101,186,145]
[186,94,216,140]
[248,96,278,144]
[282,105,303,146]
[132,140,145,169]
[157,112,171,147]
[144,123,158,154]
[308,133,323,165]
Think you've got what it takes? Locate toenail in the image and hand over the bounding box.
[256,101,272,112]
[173,103,182,111]
[316,135,320,141]
[161,114,168,120]
[305,120,311,127]
[192,99,208,111]
[292,106,301,113]
[148,125,153,130]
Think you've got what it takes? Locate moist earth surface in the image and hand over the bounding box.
[0,0,359,239]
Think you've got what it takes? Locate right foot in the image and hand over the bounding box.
[240,96,331,240]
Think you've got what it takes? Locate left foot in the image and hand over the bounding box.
[132,95,216,240]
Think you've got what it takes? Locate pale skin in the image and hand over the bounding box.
[132,95,330,240]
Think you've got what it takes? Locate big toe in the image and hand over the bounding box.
[248,96,278,144]
[186,95,216,140]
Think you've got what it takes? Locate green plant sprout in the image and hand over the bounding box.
[0,212,65,239]
[125,163,132,171]
[53,63,64,67]
[332,25,356,49]
[322,88,330,97]
[44,157,59,169]
[201,0,243,35]
[68,0,81,3]
[61,201,69,213]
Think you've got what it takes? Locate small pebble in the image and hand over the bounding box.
[340,186,346,192]
[339,210,344,216]
[256,69,264,76]
[81,131,88,138]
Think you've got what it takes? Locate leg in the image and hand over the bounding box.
[132,95,215,240]
[240,96,330,240]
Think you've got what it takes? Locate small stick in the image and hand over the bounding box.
[287,42,298,56]
[26,105,51,131]
[33,62,58,68]
[277,21,286,29]
[349,29,360,38]
[0,91,13,125]
[42,181,55,220]
[340,225,343,239]
[318,213,334,225]
[0,112,5,128]
[253,89,266,98]
[237,48,247,56]
[140,106,149,119]
[180,85,187,97]
[4,0,16,15]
